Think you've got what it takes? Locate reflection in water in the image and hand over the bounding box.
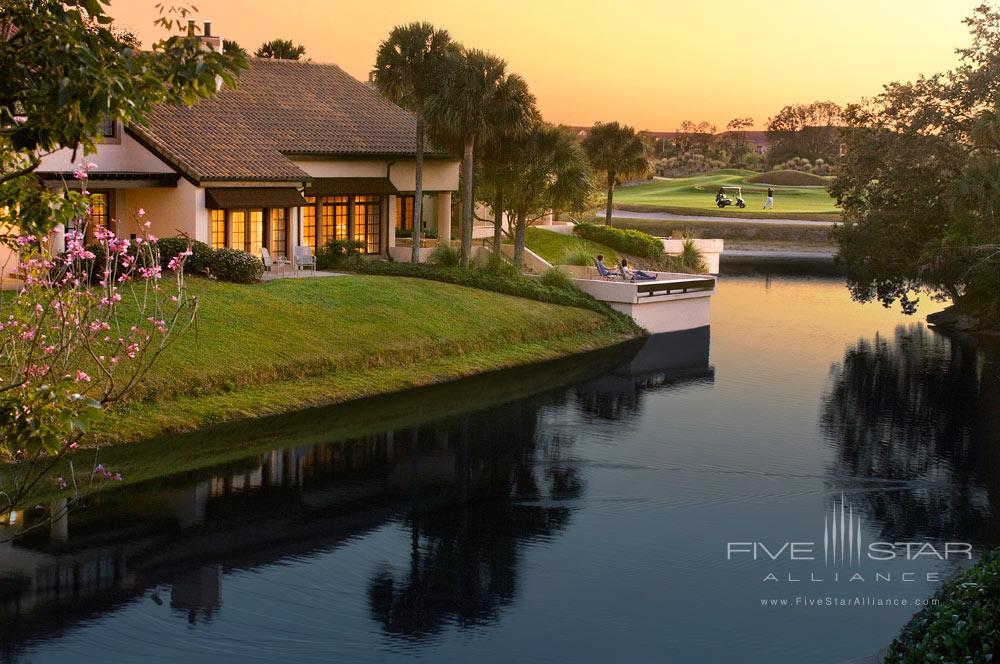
[0,330,714,660]
[574,327,714,420]
[822,325,1000,544]
[0,279,997,664]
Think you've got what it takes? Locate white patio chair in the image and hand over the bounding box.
[294,245,317,273]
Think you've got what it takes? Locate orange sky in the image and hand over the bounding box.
[109,0,977,131]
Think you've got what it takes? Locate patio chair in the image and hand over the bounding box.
[294,245,317,273]
[261,247,290,276]
[594,257,622,280]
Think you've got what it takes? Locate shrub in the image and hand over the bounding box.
[678,238,707,273]
[210,248,263,283]
[574,223,662,259]
[563,246,596,266]
[538,267,575,291]
[316,238,364,270]
[156,237,214,275]
[428,244,460,267]
[885,547,1000,663]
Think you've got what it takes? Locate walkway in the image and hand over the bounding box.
[261,269,347,282]
[612,209,838,227]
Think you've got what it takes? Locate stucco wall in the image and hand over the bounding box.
[289,158,460,192]
[38,130,176,174]
[118,180,203,241]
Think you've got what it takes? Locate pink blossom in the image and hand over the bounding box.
[75,370,90,382]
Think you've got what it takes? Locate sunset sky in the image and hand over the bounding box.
[109,0,978,131]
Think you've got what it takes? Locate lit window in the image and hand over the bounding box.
[210,209,226,249]
[353,195,382,254]
[302,196,316,249]
[88,192,109,243]
[230,210,246,251]
[321,196,349,245]
[248,209,263,256]
[270,208,287,258]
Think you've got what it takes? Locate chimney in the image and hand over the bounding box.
[199,20,221,52]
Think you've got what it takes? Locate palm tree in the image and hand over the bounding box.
[581,121,649,224]
[506,124,593,267]
[476,75,538,254]
[427,49,534,266]
[373,23,456,264]
[255,38,306,60]
[222,39,248,58]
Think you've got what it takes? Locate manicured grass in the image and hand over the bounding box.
[613,169,840,218]
[100,275,635,441]
[525,227,618,265]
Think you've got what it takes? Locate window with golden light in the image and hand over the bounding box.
[210,209,226,249]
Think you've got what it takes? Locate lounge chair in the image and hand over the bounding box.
[594,258,622,280]
[261,247,290,275]
[294,245,316,273]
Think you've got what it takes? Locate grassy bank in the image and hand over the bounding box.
[100,275,638,442]
[525,227,619,264]
[610,216,837,252]
[613,169,840,220]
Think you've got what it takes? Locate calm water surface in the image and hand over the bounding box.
[2,274,999,663]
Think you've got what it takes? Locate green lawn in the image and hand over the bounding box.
[525,227,618,265]
[102,275,632,441]
[613,169,839,218]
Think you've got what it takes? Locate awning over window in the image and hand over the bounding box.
[304,177,399,197]
[205,187,306,209]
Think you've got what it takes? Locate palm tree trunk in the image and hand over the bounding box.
[460,134,475,266]
[604,171,615,225]
[513,210,526,269]
[411,110,424,264]
[492,186,504,255]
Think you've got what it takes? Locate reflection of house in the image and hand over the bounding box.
[34,23,460,261]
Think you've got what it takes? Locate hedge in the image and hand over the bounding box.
[349,260,640,335]
[209,247,264,284]
[884,547,999,663]
[574,223,663,259]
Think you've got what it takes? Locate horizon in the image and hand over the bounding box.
[108,0,978,131]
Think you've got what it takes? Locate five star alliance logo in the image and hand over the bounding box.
[824,494,863,567]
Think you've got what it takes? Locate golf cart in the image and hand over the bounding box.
[714,185,746,209]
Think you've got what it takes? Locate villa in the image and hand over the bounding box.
[34,25,460,261]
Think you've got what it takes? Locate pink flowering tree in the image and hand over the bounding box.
[0,2,244,525]
[0,167,196,515]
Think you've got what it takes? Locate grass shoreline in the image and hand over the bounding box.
[11,335,643,508]
[93,274,640,444]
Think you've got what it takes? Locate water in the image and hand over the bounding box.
[2,275,998,663]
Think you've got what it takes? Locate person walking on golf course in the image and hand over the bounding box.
[764,187,774,210]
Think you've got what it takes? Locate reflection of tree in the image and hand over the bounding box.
[821,325,1000,544]
[367,400,578,639]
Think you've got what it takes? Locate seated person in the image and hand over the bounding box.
[619,258,656,281]
[595,254,617,278]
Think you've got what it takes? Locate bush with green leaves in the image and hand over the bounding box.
[574,223,662,259]
[428,244,460,266]
[538,267,575,290]
[316,238,365,270]
[677,238,707,273]
[156,237,214,275]
[348,260,639,335]
[209,248,264,284]
[885,547,999,663]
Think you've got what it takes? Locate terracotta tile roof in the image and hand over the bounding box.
[131,58,446,183]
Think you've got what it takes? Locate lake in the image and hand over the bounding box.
[2,274,998,663]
